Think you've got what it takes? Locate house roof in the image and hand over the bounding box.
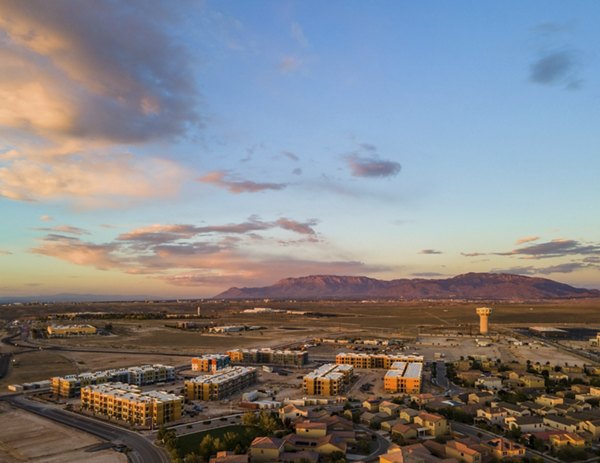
[251,436,283,449]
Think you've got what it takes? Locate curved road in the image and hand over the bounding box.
[1,395,170,463]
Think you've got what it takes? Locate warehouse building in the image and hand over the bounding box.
[303,363,353,396]
[185,366,257,401]
[81,382,183,427]
[47,324,97,337]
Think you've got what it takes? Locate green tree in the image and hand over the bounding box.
[258,410,279,434]
[241,411,258,426]
[198,434,215,460]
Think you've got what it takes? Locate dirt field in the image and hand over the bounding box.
[0,350,76,389]
[0,402,126,463]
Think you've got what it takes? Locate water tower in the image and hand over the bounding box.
[476,307,492,335]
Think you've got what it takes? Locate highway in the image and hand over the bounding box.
[1,394,170,463]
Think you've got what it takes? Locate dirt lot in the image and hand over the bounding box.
[0,350,76,389]
[0,402,126,463]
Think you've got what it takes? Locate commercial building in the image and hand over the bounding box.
[52,364,175,398]
[192,354,231,372]
[384,362,423,394]
[303,364,353,396]
[81,382,183,427]
[227,348,308,366]
[335,352,423,369]
[47,324,97,337]
[185,366,257,400]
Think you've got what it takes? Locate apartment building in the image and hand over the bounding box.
[335,352,423,369]
[383,361,423,394]
[81,382,183,427]
[192,354,231,372]
[51,364,175,397]
[47,324,97,337]
[226,348,308,366]
[303,364,353,396]
[185,366,257,400]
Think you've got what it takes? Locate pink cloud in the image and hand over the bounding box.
[516,235,540,245]
[0,150,186,206]
[199,171,288,194]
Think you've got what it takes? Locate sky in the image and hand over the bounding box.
[1,0,600,298]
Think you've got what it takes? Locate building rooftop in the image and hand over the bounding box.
[188,366,256,385]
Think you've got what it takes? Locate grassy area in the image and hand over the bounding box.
[176,425,260,456]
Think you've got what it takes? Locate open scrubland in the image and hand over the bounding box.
[1,299,599,388]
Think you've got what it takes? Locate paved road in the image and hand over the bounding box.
[1,395,170,463]
[435,360,449,389]
[0,352,12,379]
[355,424,390,462]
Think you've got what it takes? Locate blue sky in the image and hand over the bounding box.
[1,0,599,297]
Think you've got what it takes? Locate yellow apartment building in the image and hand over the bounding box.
[384,362,423,394]
[191,354,231,372]
[336,353,423,369]
[185,366,257,400]
[303,363,353,396]
[51,364,175,397]
[80,382,183,427]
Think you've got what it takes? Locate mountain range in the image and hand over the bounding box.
[215,272,600,300]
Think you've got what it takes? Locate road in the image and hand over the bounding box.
[435,360,449,389]
[1,394,170,463]
[0,352,12,379]
[355,424,390,462]
[451,421,561,463]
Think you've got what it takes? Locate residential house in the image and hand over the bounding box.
[380,400,401,417]
[505,416,545,433]
[444,440,483,463]
[476,407,507,427]
[520,375,545,389]
[543,415,580,434]
[485,438,525,460]
[209,451,248,463]
[414,412,450,437]
[295,421,327,438]
[249,437,284,462]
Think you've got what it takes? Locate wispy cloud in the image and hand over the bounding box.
[516,236,540,245]
[291,22,308,48]
[529,23,582,89]
[275,218,318,235]
[419,249,443,255]
[530,50,581,88]
[30,219,388,292]
[346,155,401,178]
[492,262,596,276]
[497,239,600,259]
[39,215,54,222]
[199,171,288,194]
[461,252,487,257]
[411,272,446,277]
[0,150,186,206]
[34,225,90,235]
[0,249,12,256]
[279,55,302,74]
[345,144,401,178]
[281,150,299,161]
